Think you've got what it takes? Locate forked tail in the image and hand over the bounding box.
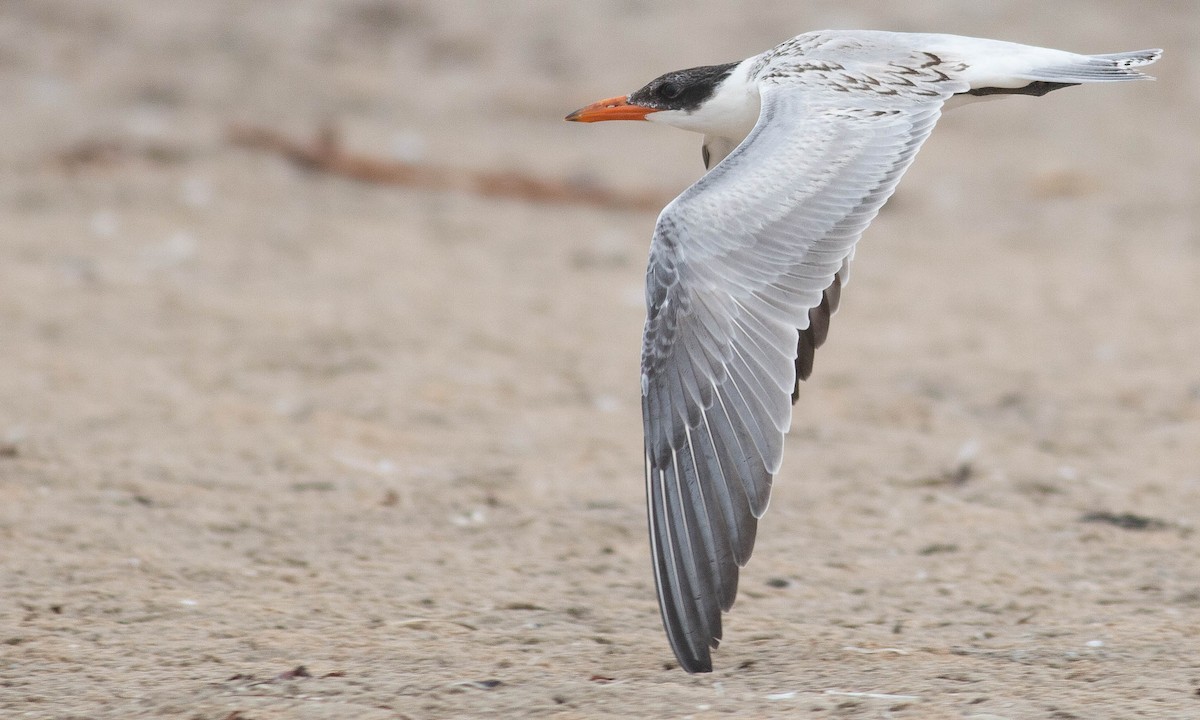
[1026,48,1162,83]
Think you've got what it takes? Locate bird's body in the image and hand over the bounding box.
[566,29,1160,674]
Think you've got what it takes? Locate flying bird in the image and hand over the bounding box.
[565,30,1160,673]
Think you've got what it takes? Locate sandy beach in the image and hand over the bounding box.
[1,1,1198,717]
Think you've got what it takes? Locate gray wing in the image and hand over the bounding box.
[642,71,966,672]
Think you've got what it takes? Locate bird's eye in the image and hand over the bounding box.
[659,82,681,100]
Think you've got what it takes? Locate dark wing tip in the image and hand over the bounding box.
[660,605,719,673]
[964,81,1078,98]
[657,575,721,673]
[676,648,714,673]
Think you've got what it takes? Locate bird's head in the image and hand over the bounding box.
[566,61,758,138]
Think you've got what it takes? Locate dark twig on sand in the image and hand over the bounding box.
[227,123,670,212]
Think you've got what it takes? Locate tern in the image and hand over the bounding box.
[566,30,1160,673]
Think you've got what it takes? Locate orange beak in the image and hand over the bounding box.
[565,96,659,122]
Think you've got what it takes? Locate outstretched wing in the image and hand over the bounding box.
[642,60,967,672]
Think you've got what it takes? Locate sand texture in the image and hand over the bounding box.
[1,1,1198,718]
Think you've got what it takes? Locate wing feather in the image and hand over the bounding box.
[642,58,966,672]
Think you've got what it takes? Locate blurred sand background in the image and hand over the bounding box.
[1,1,1198,718]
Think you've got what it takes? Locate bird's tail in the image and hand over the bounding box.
[1024,49,1162,83]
